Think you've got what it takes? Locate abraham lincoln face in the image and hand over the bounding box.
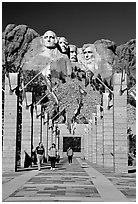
[83,46,95,64]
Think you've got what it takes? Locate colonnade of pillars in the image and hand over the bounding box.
[83,73,128,173]
[2,73,128,173]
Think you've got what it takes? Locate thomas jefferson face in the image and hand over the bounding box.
[69,45,77,62]
[43,30,57,48]
[58,37,69,53]
[83,47,95,63]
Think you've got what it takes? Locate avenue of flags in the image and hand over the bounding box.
[14,62,136,136]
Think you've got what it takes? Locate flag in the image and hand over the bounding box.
[35,104,41,118]
[41,63,51,78]
[120,68,126,95]
[66,118,72,134]
[128,84,136,100]
[72,99,83,122]
[24,151,32,168]
[51,108,66,123]
[108,91,113,110]
[72,121,77,135]
[121,68,126,82]
[41,63,59,105]
[79,85,87,97]
[49,119,53,129]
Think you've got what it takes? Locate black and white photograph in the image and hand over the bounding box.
[2,1,136,202]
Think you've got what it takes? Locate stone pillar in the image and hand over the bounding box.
[85,124,89,160]
[103,92,114,168]
[42,117,47,159]
[58,124,65,158]
[113,73,128,173]
[33,105,41,148]
[83,125,88,160]
[92,113,96,163]
[43,112,48,159]
[81,126,85,160]
[21,103,32,167]
[3,73,18,172]
[48,129,53,150]
[88,120,93,162]
[48,119,53,150]
[96,105,103,165]
[53,124,56,145]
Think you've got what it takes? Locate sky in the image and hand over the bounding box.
[2,2,136,47]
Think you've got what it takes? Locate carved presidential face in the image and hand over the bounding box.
[58,37,69,53]
[83,47,95,63]
[69,45,77,62]
[43,30,57,48]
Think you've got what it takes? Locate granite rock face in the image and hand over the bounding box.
[116,39,136,88]
[2,24,39,72]
[94,39,116,77]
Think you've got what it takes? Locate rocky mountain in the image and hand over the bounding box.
[2,24,39,72]
[2,24,136,131]
[116,39,136,88]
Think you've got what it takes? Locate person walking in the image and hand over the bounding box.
[35,142,45,171]
[48,143,57,170]
[67,147,73,165]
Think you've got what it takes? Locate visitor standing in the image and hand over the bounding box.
[67,147,73,165]
[49,143,57,170]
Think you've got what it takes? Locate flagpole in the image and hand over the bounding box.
[51,108,65,121]
[96,77,113,94]
[80,61,113,94]
[128,84,136,93]
[36,93,49,105]
[20,71,42,91]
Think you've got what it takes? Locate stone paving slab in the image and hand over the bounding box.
[2,170,39,201]
[2,157,135,202]
[2,171,25,184]
[86,160,136,201]
[77,158,129,202]
[3,158,101,202]
[5,196,103,202]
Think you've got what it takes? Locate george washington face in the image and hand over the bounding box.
[43,30,57,48]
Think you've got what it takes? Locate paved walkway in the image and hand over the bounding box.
[2,157,136,202]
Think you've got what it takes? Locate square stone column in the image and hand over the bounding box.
[113,73,128,173]
[92,113,96,163]
[3,73,18,172]
[48,119,53,150]
[96,105,104,165]
[21,101,32,167]
[88,120,93,162]
[33,106,41,149]
[81,127,85,160]
[48,128,53,152]
[42,112,48,159]
[103,92,114,168]
[85,124,89,160]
